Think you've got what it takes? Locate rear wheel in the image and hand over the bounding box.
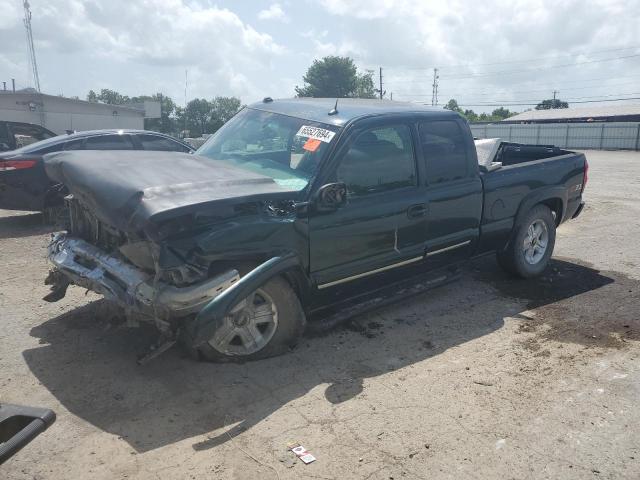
[497,204,556,278]
[196,276,306,362]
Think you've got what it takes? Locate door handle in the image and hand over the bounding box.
[407,203,428,218]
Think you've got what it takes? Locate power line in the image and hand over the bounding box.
[439,53,640,79]
[399,92,640,104]
[432,79,640,97]
[385,71,640,85]
[455,97,640,107]
[400,45,640,70]
[449,92,640,104]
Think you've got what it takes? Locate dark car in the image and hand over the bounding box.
[43,98,587,362]
[0,121,57,152]
[0,129,194,212]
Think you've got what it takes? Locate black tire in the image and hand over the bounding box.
[497,204,556,278]
[196,275,306,362]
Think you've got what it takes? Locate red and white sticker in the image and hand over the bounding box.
[295,125,336,143]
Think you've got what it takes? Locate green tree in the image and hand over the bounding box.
[184,98,212,137]
[444,99,518,122]
[491,107,514,119]
[536,99,569,110]
[130,93,177,134]
[355,69,377,99]
[443,98,463,113]
[87,88,130,105]
[295,56,376,98]
[463,109,479,122]
[208,96,242,132]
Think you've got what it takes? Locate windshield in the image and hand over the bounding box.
[197,108,340,191]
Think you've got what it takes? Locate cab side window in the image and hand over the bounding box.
[418,121,469,184]
[337,125,416,196]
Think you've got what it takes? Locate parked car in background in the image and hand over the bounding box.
[0,121,56,151]
[0,129,194,212]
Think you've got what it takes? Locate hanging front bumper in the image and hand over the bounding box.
[46,234,239,318]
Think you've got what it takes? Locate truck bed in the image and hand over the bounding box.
[476,144,587,254]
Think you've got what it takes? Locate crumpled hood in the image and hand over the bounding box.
[44,150,298,233]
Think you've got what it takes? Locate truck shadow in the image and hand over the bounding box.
[22,257,638,453]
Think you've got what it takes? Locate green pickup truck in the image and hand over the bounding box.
[43,98,588,361]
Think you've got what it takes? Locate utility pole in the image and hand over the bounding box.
[159,92,163,133]
[23,1,41,92]
[379,67,383,100]
[431,68,439,106]
[183,69,188,136]
[552,90,559,109]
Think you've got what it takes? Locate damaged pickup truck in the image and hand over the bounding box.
[43,98,588,361]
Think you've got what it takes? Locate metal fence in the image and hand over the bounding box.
[469,122,640,150]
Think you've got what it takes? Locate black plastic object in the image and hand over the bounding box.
[0,403,55,465]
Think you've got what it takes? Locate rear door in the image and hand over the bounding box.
[418,119,482,266]
[309,119,427,289]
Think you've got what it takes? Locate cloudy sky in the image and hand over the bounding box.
[2,0,640,113]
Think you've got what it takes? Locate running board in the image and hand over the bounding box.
[307,265,461,334]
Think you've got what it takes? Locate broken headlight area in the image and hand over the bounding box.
[45,201,240,334]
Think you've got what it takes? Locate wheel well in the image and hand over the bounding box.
[207,258,310,308]
[540,198,563,225]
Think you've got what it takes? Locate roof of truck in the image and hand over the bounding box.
[248,97,459,126]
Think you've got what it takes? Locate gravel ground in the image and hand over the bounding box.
[1,150,639,480]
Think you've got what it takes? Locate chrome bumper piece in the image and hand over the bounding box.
[47,234,239,317]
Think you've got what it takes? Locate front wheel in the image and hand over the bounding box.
[196,276,306,362]
[497,204,556,278]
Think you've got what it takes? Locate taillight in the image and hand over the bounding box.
[582,158,589,192]
[0,159,37,171]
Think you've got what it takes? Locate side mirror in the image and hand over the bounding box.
[315,182,347,212]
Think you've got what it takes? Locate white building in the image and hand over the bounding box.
[0,90,160,134]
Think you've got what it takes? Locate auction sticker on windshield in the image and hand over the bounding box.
[295,125,336,143]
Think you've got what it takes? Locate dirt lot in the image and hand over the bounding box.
[1,150,639,479]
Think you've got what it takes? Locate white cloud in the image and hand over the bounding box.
[316,0,640,109]
[0,0,287,100]
[258,3,290,23]
[1,0,639,111]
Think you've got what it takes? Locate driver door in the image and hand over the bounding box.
[309,120,428,289]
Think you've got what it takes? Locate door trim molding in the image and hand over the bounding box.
[426,240,471,257]
[317,255,424,289]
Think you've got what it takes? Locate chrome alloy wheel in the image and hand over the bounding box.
[523,219,549,265]
[208,289,278,356]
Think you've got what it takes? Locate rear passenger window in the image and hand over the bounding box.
[337,125,416,196]
[418,121,468,184]
[85,134,135,150]
[138,134,190,152]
